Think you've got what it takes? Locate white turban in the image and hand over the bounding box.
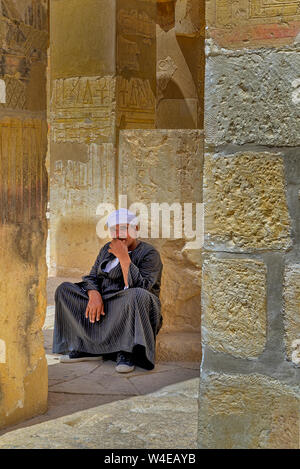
[106,208,139,229]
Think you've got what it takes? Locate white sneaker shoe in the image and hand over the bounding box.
[115,351,135,373]
[115,363,135,373]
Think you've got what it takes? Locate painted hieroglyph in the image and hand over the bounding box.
[206,0,300,47]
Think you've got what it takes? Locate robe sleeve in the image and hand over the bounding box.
[80,249,103,292]
[127,248,162,292]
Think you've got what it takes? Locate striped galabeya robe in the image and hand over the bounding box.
[52,240,163,369]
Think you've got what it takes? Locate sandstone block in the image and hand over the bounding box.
[156,332,201,362]
[283,264,300,365]
[198,372,300,449]
[205,49,300,146]
[202,257,267,358]
[204,151,292,251]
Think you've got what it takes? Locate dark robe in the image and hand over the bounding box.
[52,240,163,369]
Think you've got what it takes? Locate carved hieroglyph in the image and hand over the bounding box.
[204,151,292,251]
[0,117,48,224]
[118,35,141,72]
[50,142,116,276]
[157,56,177,103]
[206,0,300,48]
[0,0,48,110]
[50,76,116,144]
[175,0,203,37]
[117,7,156,44]
[116,76,155,128]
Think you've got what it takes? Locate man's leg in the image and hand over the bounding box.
[53,281,102,362]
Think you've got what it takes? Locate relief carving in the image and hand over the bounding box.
[116,76,155,127]
[0,0,48,110]
[157,56,177,103]
[50,76,116,143]
[117,35,140,72]
[0,118,48,224]
[118,8,155,44]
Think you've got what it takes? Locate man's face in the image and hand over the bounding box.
[109,223,137,247]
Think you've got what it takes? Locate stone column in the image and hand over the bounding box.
[49,0,157,276]
[49,0,117,276]
[198,0,300,448]
[156,0,204,129]
[0,0,48,429]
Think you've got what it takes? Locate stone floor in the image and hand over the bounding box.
[0,277,200,449]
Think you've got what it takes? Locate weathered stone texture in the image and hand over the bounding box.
[0,1,48,429]
[175,0,203,37]
[283,265,300,365]
[0,0,48,111]
[198,373,300,449]
[50,142,115,276]
[0,119,48,428]
[202,257,267,358]
[119,129,203,332]
[206,0,300,48]
[204,151,292,251]
[205,48,300,146]
[50,0,116,79]
[116,0,157,130]
[156,332,201,362]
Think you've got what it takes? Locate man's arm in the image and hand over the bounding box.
[107,240,163,293]
[126,248,162,292]
[81,248,105,322]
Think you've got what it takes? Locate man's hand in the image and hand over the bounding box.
[108,239,131,288]
[108,239,130,262]
[85,290,105,323]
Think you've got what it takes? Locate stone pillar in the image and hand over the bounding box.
[156,0,204,129]
[49,0,117,276]
[198,0,300,448]
[49,0,157,276]
[0,0,48,428]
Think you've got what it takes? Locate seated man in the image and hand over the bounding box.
[52,208,163,373]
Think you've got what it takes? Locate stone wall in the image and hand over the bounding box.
[0,0,48,429]
[198,0,300,448]
[119,129,203,336]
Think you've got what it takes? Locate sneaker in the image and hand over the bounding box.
[115,351,135,373]
[59,351,103,363]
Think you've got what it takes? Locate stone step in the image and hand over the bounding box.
[156,331,201,363]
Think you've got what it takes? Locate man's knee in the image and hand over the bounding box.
[127,287,151,301]
[54,281,74,301]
